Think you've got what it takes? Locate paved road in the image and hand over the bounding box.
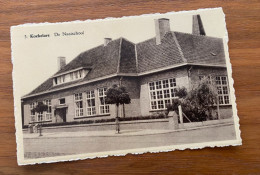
[24,125,236,159]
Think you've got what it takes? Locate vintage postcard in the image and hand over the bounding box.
[11,7,241,165]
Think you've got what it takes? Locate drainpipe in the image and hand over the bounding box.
[188,66,193,91]
[119,77,125,118]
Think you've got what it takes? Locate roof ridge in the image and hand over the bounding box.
[174,31,223,40]
[170,32,187,63]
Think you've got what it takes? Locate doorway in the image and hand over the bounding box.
[55,108,67,123]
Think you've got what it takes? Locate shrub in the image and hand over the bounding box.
[167,82,218,122]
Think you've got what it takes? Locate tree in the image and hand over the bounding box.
[32,102,48,136]
[105,84,131,133]
[167,79,218,122]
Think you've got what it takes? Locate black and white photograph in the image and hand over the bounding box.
[11,7,241,165]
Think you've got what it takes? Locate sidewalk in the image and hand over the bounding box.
[23,121,234,139]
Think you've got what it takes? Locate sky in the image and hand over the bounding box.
[11,8,226,97]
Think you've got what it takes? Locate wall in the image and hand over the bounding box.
[120,77,142,117]
[23,77,122,125]
[23,76,144,125]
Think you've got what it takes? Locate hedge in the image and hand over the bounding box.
[23,114,168,129]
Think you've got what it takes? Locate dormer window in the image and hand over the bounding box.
[53,68,88,86]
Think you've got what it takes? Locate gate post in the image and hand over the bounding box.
[178,105,184,128]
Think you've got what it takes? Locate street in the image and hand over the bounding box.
[23,124,236,159]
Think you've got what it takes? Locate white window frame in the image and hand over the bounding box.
[30,102,36,122]
[86,90,96,116]
[98,88,109,114]
[53,69,85,86]
[215,76,230,105]
[74,93,83,117]
[148,78,177,110]
[44,99,52,121]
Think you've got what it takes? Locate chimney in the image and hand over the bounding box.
[104,38,112,46]
[57,56,66,70]
[155,18,171,45]
[192,14,206,36]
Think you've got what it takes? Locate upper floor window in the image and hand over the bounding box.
[98,88,109,114]
[53,69,86,86]
[74,93,83,117]
[148,78,177,110]
[86,90,96,116]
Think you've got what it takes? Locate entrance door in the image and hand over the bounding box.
[56,108,67,123]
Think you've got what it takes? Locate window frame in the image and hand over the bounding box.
[98,87,110,114]
[215,76,230,105]
[148,78,178,110]
[59,98,66,105]
[86,90,96,116]
[44,99,52,121]
[74,93,83,117]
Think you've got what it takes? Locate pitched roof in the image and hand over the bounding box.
[25,38,136,97]
[24,32,226,98]
[136,32,184,73]
[174,32,226,65]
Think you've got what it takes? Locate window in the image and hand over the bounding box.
[199,75,212,84]
[98,88,109,114]
[74,93,83,117]
[30,102,36,122]
[37,111,43,122]
[59,98,65,105]
[216,76,230,105]
[86,90,96,116]
[57,75,65,84]
[53,69,86,86]
[44,99,52,120]
[148,78,177,110]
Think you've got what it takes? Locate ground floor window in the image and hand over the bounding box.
[44,99,52,120]
[30,102,37,122]
[98,88,109,114]
[216,76,230,105]
[199,75,230,105]
[37,112,43,122]
[74,93,83,117]
[86,90,96,116]
[149,78,177,110]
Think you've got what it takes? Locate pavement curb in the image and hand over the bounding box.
[23,122,234,139]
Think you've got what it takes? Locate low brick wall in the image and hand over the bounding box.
[23,118,234,134]
[183,118,234,128]
[24,119,171,133]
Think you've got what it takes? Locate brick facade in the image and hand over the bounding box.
[22,66,232,126]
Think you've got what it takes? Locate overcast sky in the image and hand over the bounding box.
[11,8,226,97]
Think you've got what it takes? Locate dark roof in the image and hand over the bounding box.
[24,32,226,98]
[136,32,184,73]
[174,32,226,65]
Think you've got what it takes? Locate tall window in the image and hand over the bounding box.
[216,76,230,105]
[30,102,36,122]
[44,99,52,120]
[86,90,96,116]
[75,93,83,117]
[148,78,177,110]
[37,112,43,122]
[98,88,109,114]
